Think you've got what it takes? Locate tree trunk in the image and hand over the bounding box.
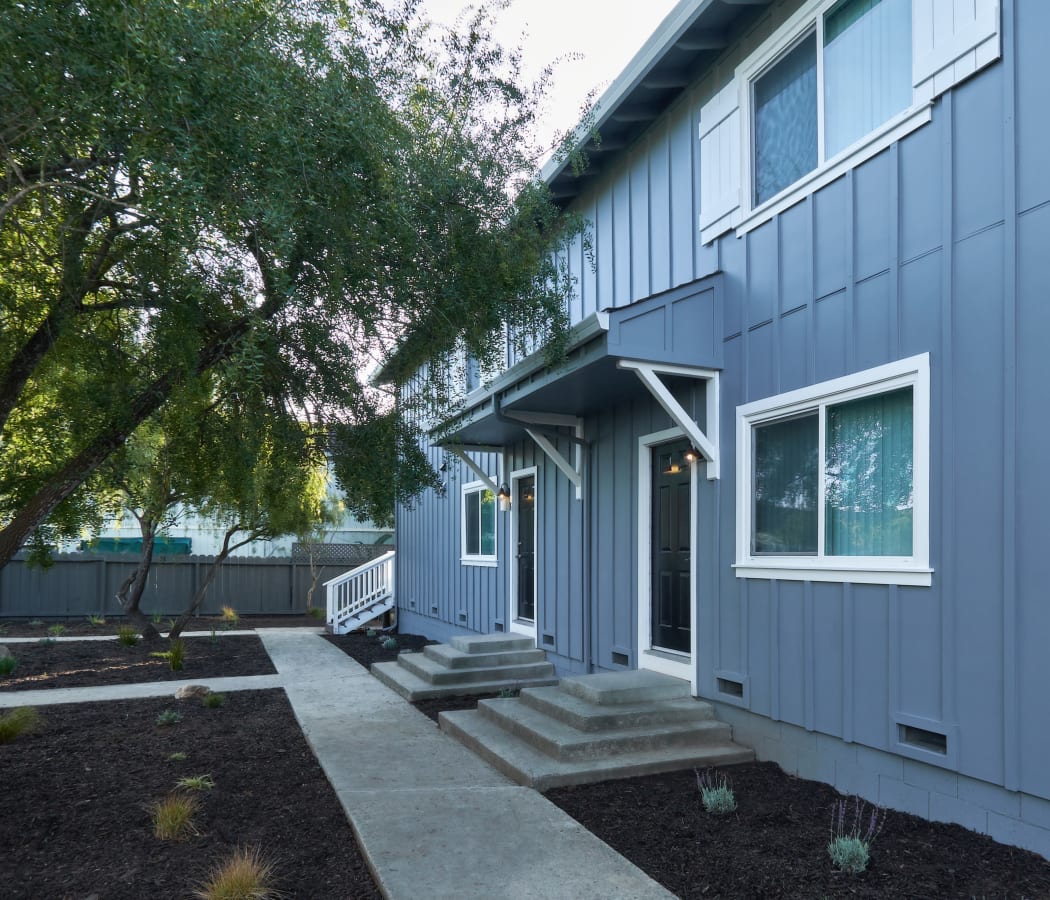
[168,525,260,640]
[115,516,162,643]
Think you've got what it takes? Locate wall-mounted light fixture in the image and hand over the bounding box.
[497,483,512,512]
[683,446,703,464]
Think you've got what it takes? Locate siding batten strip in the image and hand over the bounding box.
[1001,0,1021,793]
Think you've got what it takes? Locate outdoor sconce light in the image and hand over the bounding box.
[497,483,512,512]
[683,447,703,464]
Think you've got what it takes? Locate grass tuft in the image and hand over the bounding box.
[168,638,186,671]
[168,751,189,762]
[151,792,200,841]
[307,606,325,620]
[220,606,240,627]
[176,774,215,791]
[117,624,139,646]
[203,693,226,709]
[156,709,183,727]
[696,768,738,815]
[0,655,17,677]
[46,623,66,637]
[0,706,40,744]
[195,846,279,900]
[87,614,107,626]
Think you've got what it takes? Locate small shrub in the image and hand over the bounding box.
[307,606,325,620]
[151,612,163,625]
[168,751,189,762]
[203,693,226,709]
[381,636,398,650]
[220,606,240,627]
[117,625,139,646]
[195,846,277,900]
[696,768,737,815]
[827,796,886,874]
[0,623,8,635]
[156,709,183,727]
[46,623,66,637]
[0,655,17,677]
[168,638,186,672]
[87,614,106,626]
[176,774,215,791]
[0,707,40,743]
[27,619,44,628]
[151,792,200,841]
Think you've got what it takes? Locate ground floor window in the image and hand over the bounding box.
[735,354,930,585]
[461,481,497,565]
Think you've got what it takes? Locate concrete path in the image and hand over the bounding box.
[2,629,674,900]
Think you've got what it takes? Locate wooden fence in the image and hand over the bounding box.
[0,547,390,619]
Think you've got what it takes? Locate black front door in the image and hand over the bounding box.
[515,475,536,622]
[651,440,691,653]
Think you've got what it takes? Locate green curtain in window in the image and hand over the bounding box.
[825,387,913,556]
[753,413,819,553]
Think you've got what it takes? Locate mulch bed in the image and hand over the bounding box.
[0,613,323,638]
[0,689,379,899]
[545,762,1050,899]
[0,635,275,691]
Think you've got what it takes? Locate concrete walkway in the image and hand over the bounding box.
[2,629,673,900]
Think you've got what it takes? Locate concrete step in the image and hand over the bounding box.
[450,633,537,654]
[440,707,754,791]
[423,643,549,670]
[560,669,691,705]
[518,685,715,732]
[371,660,559,702]
[477,696,733,761]
[398,652,555,686]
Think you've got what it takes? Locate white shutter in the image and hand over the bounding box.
[913,0,1000,102]
[698,80,742,245]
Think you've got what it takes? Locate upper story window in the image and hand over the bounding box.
[752,0,911,205]
[735,354,931,585]
[464,352,481,394]
[698,0,1001,244]
[461,480,497,566]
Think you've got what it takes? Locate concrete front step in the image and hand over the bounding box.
[450,633,536,654]
[371,659,558,702]
[440,706,754,791]
[518,685,715,733]
[424,643,549,670]
[477,696,733,761]
[398,652,555,686]
[560,669,691,705]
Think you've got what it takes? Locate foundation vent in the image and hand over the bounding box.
[542,633,555,647]
[611,651,630,667]
[717,677,745,698]
[899,724,948,755]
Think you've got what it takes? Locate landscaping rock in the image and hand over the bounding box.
[0,646,11,659]
[174,684,211,700]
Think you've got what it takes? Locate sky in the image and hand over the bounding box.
[417,0,680,152]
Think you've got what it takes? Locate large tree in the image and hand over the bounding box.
[0,0,578,565]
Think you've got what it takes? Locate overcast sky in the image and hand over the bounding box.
[417,0,680,151]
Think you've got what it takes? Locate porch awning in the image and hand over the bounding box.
[438,273,724,452]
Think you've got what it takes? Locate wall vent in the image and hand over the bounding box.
[717,677,745,698]
[611,651,630,667]
[408,599,416,609]
[458,611,468,622]
[430,604,439,613]
[899,724,948,755]
[494,622,505,633]
[542,633,555,646]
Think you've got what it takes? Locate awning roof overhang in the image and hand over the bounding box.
[437,274,725,459]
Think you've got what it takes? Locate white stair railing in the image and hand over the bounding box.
[325,550,396,631]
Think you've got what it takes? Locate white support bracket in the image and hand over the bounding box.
[617,360,721,480]
[447,448,500,495]
[524,425,584,500]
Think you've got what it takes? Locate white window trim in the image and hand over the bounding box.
[461,478,498,567]
[733,0,931,240]
[507,466,538,639]
[734,354,932,586]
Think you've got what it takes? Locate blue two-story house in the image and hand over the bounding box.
[381,0,1050,857]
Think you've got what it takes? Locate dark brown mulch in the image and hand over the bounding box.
[546,762,1050,899]
[0,634,275,691]
[0,613,324,638]
[0,689,379,899]
[322,629,435,668]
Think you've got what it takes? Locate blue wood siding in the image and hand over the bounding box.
[396,0,1048,804]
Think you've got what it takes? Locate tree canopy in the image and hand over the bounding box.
[0,0,579,564]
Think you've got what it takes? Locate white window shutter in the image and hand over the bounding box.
[698,81,741,245]
[913,0,1000,102]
